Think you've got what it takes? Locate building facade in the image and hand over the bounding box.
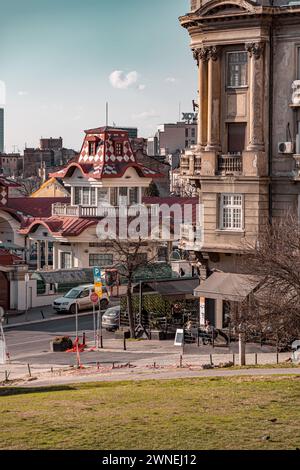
[179,0,300,276]
[178,0,300,327]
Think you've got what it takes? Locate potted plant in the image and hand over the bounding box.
[51,336,73,352]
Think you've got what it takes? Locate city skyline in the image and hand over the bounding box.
[0,0,196,153]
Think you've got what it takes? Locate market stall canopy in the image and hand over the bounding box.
[194,273,261,302]
[133,278,199,296]
[31,269,94,285]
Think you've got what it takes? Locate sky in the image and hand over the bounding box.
[0,0,196,153]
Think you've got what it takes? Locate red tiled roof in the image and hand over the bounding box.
[19,217,98,237]
[0,249,23,266]
[7,198,71,218]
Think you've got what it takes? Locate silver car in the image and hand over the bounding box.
[53,284,110,314]
[102,306,121,331]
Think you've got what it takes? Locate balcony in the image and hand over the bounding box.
[217,154,243,176]
[52,203,159,218]
[180,154,202,177]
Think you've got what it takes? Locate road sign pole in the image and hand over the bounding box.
[99,300,103,349]
[0,323,7,365]
[93,303,96,348]
[75,301,79,340]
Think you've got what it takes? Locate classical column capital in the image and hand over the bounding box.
[245,42,265,60]
[206,46,220,62]
[192,46,209,66]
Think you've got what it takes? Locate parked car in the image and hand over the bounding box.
[53,284,109,314]
[102,305,121,331]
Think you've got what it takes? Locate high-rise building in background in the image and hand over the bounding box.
[0,108,4,153]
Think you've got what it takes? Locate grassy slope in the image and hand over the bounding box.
[0,376,300,450]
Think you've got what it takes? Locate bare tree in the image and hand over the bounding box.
[231,214,300,349]
[18,178,41,196]
[110,237,157,338]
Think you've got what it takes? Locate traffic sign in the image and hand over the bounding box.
[93,267,104,283]
[90,292,99,304]
[95,282,103,299]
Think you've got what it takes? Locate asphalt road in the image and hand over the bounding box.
[4,313,143,365]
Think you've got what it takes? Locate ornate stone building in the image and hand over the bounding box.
[180,0,300,275]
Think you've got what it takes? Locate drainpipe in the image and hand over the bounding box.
[268,11,274,224]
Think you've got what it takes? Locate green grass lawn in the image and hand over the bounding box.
[0,376,300,450]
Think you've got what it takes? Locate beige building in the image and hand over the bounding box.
[179,0,300,325]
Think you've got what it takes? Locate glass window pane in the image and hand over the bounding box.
[227,52,248,87]
[89,254,113,267]
[91,188,96,206]
[98,189,109,204]
[82,187,90,205]
[74,187,81,205]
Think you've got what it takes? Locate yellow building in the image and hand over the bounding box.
[30,178,69,198]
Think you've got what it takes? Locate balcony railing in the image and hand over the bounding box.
[180,155,202,176]
[52,203,159,218]
[217,154,243,175]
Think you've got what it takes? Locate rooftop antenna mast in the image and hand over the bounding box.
[106,102,109,127]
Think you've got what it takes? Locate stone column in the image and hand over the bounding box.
[36,241,42,271]
[245,42,265,152]
[193,47,209,149]
[45,240,49,269]
[205,46,221,152]
[52,244,58,271]
[25,237,31,265]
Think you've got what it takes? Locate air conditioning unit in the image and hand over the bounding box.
[278,142,295,154]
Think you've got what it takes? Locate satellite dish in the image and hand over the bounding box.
[0,307,5,319]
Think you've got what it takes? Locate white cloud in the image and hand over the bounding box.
[132,110,159,120]
[18,90,29,96]
[109,70,139,90]
[165,77,176,83]
[138,84,146,91]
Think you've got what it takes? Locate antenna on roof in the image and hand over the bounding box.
[106,102,109,127]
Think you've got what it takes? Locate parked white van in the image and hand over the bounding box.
[53,284,109,314]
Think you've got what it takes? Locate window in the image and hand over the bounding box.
[88,142,96,156]
[298,47,300,79]
[61,252,72,269]
[119,187,128,205]
[110,187,118,206]
[227,52,248,88]
[220,194,243,230]
[129,253,148,264]
[89,253,113,267]
[97,188,109,204]
[91,188,96,206]
[228,123,246,154]
[82,187,90,205]
[185,128,189,138]
[115,142,123,156]
[191,128,196,138]
[129,187,139,205]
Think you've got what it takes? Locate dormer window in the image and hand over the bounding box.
[88,142,96,156]
[115,142,123,156]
